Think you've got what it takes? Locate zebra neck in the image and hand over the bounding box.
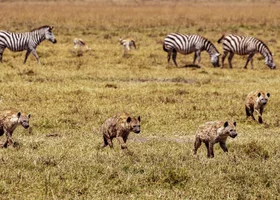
[32,30,46,46]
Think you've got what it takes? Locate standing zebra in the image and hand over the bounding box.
[0,25,57,64]
[163,33,220,67]
[218,34,276,69]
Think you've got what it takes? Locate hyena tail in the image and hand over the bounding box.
[217,34,225,43]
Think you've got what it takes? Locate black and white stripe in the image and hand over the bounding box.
[218,34,276,69]
[0,25,57,64]
[163,33,220,67]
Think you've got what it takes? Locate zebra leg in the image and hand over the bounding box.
[167,51,171,66]
[228,52,234,68]
[193,52,197,64]
[244,53,254,69]
[24,49,32,64]
[31,49,40,64]
[221,51,228,68]
[196,51,201,65]
[0,47,5,63]
[172,51,178,67]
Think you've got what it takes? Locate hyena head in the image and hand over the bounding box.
[44,26,57,44]
[257,92,270,106]
[222,121,237,138]
[17,112,31,129]
[211,53,220,67]
[126,116,141,134]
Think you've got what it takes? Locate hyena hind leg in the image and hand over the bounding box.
[193,137,202,155]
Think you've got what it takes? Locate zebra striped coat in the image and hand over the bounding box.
[163,33,220,67]
[0,25,57,64]
[218,34,276,69]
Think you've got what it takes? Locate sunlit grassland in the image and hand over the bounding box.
[0,1,280,199]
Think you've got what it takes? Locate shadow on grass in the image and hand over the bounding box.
[182,64,201,68]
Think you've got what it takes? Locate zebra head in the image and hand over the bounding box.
[210,53,220,67]
[265,56,276,69]
[44,26,57,44]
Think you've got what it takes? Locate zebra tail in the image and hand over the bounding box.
[163,43,168,52]
[217,34,225,43]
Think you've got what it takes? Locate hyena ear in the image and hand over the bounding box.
[224,121,229,128]
[126,117,131,123]
[138,116,141,122]
[267,93,270,98]
[257,92,261,97]
[17,112,21,118]
[28,114,31,119]
[233,121,237,127]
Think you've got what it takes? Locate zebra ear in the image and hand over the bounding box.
[50,26,54,30]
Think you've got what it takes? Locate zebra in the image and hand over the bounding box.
[0,25,57,64]
[163,33,220,67]
[119,38,136,55]
[217,34,276,69]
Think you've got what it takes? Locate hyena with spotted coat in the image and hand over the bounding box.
[101,112,140,149]
[245,90,270,123]
[0,109,31,148]
[194,121,238,158]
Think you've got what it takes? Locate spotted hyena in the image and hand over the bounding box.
[245,90,270,124]
[193,121,238,158]
[101,112,140,149]
[0,109,31,148]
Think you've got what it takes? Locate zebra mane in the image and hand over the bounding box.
[201,36,219,54]
[31,25,52,32]
[256,38,272,56]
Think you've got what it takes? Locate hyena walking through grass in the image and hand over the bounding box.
[245,90,270,123]
[0,109,31,148]
[100,112,140,149]
[194,121,237,158]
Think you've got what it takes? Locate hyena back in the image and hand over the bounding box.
[0,109,31,148]
[101,112,140,149]
[193,121,237,158]
[245,90,270,123]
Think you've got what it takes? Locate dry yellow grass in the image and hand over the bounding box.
[0,1,280,199]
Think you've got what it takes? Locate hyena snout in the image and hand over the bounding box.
[21,122,30,129]
[261,100,268,105]
[133,125,141,134]
[229,132,238,138]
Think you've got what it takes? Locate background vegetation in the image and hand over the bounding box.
[0,0,280,199]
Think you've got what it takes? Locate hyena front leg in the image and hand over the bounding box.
[101,136,109,148]
[258,108,264,124]
[193,137,202,155]
[208,142,215,158]
[116,137,127,149]
[3,132,13,148]
[219,142,228,153]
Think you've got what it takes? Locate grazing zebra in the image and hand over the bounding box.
[217,34,276,69]
[163,33,220,67]
[119,38,136,55]
[0,25,57,64]
[73,38,91,51]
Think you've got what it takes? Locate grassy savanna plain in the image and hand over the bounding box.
[0,0,280,199]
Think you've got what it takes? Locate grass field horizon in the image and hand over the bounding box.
[0,1,280,199]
